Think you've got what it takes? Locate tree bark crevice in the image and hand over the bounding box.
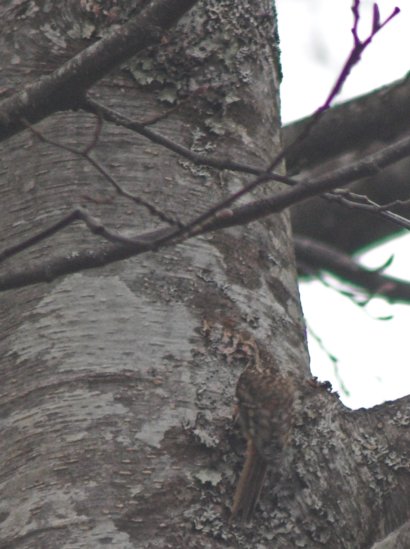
[0,1,408,547]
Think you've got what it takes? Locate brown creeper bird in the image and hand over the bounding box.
[231,347,294,522]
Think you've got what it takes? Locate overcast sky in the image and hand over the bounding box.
[276,0,409,409]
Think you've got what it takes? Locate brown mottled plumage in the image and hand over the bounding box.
[231,347,294,522]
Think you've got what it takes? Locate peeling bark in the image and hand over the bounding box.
[0,1,408,548]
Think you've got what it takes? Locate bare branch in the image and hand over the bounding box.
[295,235,410,303]
[83,98,410,234]
[0,0,199,142]
[208,130,410,234]
[324,190,410,230]
[284,1,400,171]
[0,208,156,266]
[0,1,406,293]
[83,96,296,184]
[284,75,410,174]
[1,125,410,292]
[24,118,182,228]
[149,1,400,245]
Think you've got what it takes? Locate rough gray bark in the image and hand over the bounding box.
[371,520,410,549]
[0,1,409,548]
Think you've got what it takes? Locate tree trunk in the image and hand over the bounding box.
[0,1,408,548]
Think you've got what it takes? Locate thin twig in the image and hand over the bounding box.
[82,96,297,184]
[149,1,400,245]
[22,118,183,228]
[1,125,410,290]
[324,190,410,230]
[0,207,154,265]
[199,130,410,236]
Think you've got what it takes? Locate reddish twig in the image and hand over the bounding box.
[151,1,400,246]
[1,117,410,285]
